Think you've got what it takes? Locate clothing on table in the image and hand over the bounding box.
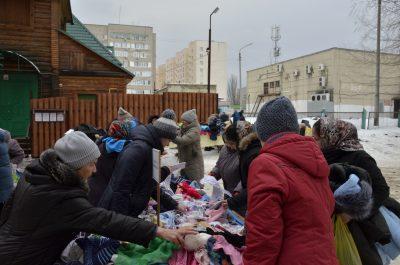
[75,236,120,265]
[206,207,227,223]
[206,228,245,249]
[115,238,179,265]
[213,235,243,265]
[169,249,198,265]
[179,182,202,199]
[210,145,241,195]
[173,121,204,182]
[0,149,157,265]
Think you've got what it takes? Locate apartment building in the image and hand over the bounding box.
[86,23,156,94]
[157,41,228,101]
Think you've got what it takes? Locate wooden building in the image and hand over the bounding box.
[0,0,134,137]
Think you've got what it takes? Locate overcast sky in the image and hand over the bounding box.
[71,0,363,78]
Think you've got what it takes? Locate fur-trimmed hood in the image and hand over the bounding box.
[25,149,89,192]
[238,132,259,151]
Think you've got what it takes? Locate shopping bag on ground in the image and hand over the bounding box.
[334,215,362,265]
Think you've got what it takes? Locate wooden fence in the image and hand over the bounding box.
[30,92,218,157]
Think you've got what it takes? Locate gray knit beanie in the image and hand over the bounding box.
[181,109,197,123]
[161,109,176,121]
[255,96,299,142]
[153,117,179,140]
[54,131,101,170]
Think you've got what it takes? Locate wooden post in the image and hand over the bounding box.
[157,153,161,226]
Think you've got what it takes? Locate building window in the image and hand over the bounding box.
[109,42,114,46]
[0,0,32,26]
[270,82,275,89]
[263,82,269,95]
[275,81,280,88]
[114,42,121,48]
[200,61,203,65]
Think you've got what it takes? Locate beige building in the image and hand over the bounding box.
[246,47,400,113]
[154,84,216,94]
[157,41,228,101]
[85,23,156,94]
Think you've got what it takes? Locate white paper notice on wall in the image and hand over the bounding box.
[152,148,161,183]
[57,113,64,122]
[42,113,50,122]
[34,113,43,122]
[50,113,57,122]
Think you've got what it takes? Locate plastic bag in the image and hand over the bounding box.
[334,215,362,265]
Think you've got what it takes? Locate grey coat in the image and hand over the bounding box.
[211,145,240,194]
[173,121,204,181]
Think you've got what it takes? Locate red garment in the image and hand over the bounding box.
[244,133,338,265]
[180,182,202,199]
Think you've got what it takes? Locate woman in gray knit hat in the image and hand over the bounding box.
[172,109,204,182]
[0,131,195,265]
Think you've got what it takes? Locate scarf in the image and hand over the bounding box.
[103,120,135,153]
[317,118,363,152]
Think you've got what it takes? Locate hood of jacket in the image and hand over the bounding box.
[182,121,199,133]
[25,149,88,192]
[238,132,260,152]
[260,133,329,179]
[130,124,164,152]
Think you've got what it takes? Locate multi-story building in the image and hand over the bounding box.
[157,41,228,101]
[246,47,400,113]
[85,24,156,94]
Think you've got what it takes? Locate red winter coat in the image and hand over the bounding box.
[244,133,338,265]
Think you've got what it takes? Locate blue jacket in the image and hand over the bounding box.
[98,124,177,217]
[0,131,12,202]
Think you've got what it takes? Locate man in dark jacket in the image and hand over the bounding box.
[0,131,194,265]
[99,117,180,217]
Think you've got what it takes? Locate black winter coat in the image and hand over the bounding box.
[99,125,177,217]
[0,150,157,265]
[323,148,390,265]
[89,142,176,208]
[88,142,124,206]
[227,133,261,216]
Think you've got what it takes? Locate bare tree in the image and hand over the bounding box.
[227,75,240,105]
[352,0,400,54]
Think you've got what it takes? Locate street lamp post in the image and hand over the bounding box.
[207,7,219,94]
[239,43,253,110]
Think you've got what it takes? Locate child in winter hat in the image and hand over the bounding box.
[254,96,299,142]
[181,109,197,123]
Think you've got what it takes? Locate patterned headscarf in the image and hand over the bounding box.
[316,118,363,151]
[236,121,253,140]
[108,120,132,140]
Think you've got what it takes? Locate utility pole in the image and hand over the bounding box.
[239,43,253,109]
[374,0,382,126]
[207,7,219,94]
